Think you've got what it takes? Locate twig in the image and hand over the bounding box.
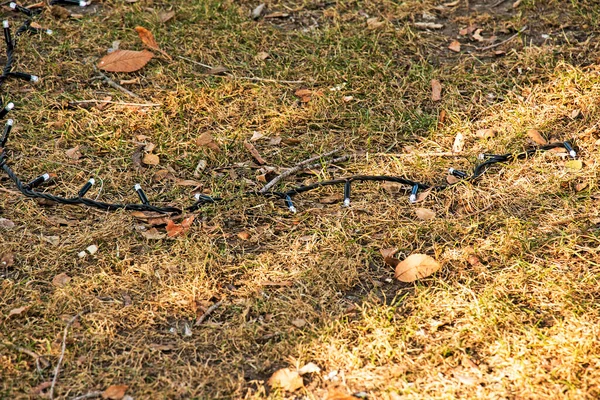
[2,341,51,371]
[476,26,528,51]
[177,55,304,84]
[92,66,141,100]
[491,0,508,7]
[372,152,467,158]
[50,314,81,400]
[71,391,102,400]
[302,155,352,170]
[195,301,223,326]
[68,100,161,107]
[259,148,343,193]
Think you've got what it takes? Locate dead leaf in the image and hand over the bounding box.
[447,175,460,184]
[448,40,461,52]
[30,382,52,396]
[298,362,321,375]
[175,179,201,187]
[0,218,15,230]
[476,128,496,139]
[8,305,29,317]
[141,228,166,240]
[102,384,128,400]
[452,132,464,153]
[244,142,267,165]
[158,10,175,23]
[291,318,306,328]
[575,182,588,192]
[252,3,265,19]
[431,79,442,101]
[367,17,386,29]
[135,26,171,59]
[206,66,229,75]
[1,253,15,267]
[196,132,221,152]
[142,153,160,166]
[512,0,523,7]
[527,129,547,145]
[97,50,154,73]
[52,273,71,287]
[132,145,144,171]
[166,215,195,237]
[237,231,250,240]
[51,6,70,19]
[264,11,289,18]
[325,388,357,400]
[65,146,82,160]
[394,254,441,282]
[256,51,270,60]
[267,368,304,392]
[42,235,60,246]
[472,29,485,42]
[565,160,583,171]
[415,208,436,220]
[295,88,312,103]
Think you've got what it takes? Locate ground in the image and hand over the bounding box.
[1,0,600,399]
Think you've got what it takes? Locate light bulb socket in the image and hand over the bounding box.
[9,2,34,16]
[343,180,351,207]
[409,184,418,203]
[563,142,576,159]
[0,103,14,119]
[134,183,149,205]
[78,178,95,197]
[9,72,38,82]
[285,195,297,213]
[26,172,51,189]
[448,168,468,179]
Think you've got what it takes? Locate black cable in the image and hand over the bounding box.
[0,10,580,217]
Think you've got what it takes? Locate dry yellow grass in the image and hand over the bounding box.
[1,0,600,399]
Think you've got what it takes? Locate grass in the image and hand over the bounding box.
[1,0,600,398]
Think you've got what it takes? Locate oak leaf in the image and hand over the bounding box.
[98,50,154,73]
[394,254,441,282]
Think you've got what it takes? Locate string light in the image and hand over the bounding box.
[0,14,581,217]
[49,0,90,6]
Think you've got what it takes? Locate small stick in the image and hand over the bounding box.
[372,152,467,158]
[476,26,528,51]
[93,66,141,100]
[49,314,81,400]
[177,55,304,84]
[68,100,161,107]
[71,391,102,400]
[259,148,343,193]
[195,301,223,326]
[2,341,50,370]
[302,155,352,170]
[491,0,508,7]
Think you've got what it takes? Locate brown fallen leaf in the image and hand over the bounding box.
[244,142,267,165]
[141,227,166,240]
[237,231,250,240]
[291,318,306,328]
[65,146,82,160]
[0,218,15,229]
[102,384,128,400]
[431,79,442,101]
[256,51,270,60]
[51,5,70,19]
[395,254,441,282]
[295,88,312,103]
[158,10,175,23]
[52,273,71,287]
[447,174,460,184]
[476,128,496,139]
[448,40,461,52]
[97,50,154,73]
[1,253,15,267]
[325,388,357,400]
[472,29,485,42]
[452,132,465,153]
[366,17,386,29]
[207,66,229,75]
[8,305,29,317]
[166,215,195,237]
[267,368,304,392]
[196,132,221,152]
[575,182,588,192]
[142,153,160,166]
[298,362,320,375]
[135,26,171,60]
[415,208,436,220]
[30,382,52,396]
[527,129,547,145]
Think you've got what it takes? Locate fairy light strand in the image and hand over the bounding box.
[0,10,578,216]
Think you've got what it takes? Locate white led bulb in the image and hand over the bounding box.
[2,21,9,29]
[9,3,16,10]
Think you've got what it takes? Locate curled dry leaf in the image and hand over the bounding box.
[366,17,386,29]
[52,273,71,287]
[1,252,15,267]
[244,142,267,165]
[158,10,175,23]
[447,174,460,184]
[295,88,312,103]
[395,254,442,282]
[102,384,128,400]
[141,227,166,240]
[0,218,15,229]
[476,128,496,139]
[448,40,461,52]
[527,129,547,145]
[415,207,436,220]
[97,50,154,73]
[8,305,29,317]
[142,153,160,166]
[267,368,304,392]
[298,362,321,375]
[237,231,250,240]
[431,79,442,101]
[575,182,588,192]
[65,146,82,160]
[452,132,465,153]
[166,215,195,237]
[135,26,159,49]
[196,132,221,152]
